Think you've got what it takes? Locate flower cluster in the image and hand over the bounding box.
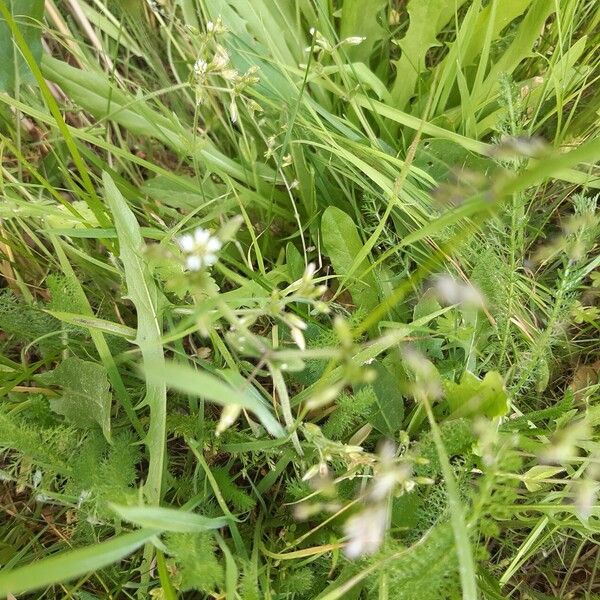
[190,20,261,121]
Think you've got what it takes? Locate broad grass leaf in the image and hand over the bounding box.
[42,60,269,184]
[103,171,166,503]
[0,0,43,93]
[321,206,378,311]
[0,529,156,597]
[46,357,112,442]
[453,0,533,68]
[144,361,285,438]
[110,504,228,533]
[445,371,509,418]
[477,0,555,106]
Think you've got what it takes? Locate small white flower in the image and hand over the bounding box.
[212,47,229,70]
[433,274,484,308]
[216,403,242,435]
[344,504,388,558]
[206,21,215,32]
[194,228,210,245]
[369,471,398,501]
[193,58,208,77]
[32,469,42,488]
[177,227,222,271]
[287,314,307,331]
[77,489,92,508]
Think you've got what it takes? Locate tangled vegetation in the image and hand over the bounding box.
[0,0,599,598]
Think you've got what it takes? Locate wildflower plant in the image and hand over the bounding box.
[0,1,599,599]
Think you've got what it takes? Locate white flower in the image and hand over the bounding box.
[177,227,222,271]
[193,58,208,77]
[178,234,195,252]
[212,47,229,70]
[433,274,484,308]
[344,504,388,558]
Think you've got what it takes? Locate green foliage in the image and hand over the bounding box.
[42,356,112,441]
[165,532,223,593]
[211,466,256,512]
[46,274,88,315]
[0,407,77,474]
[371,522,460,600]
[147,360,284,437]
[413,419,475,479]
[445,371,509,418]
[340,0,388,63]
[0,0,44,93]
[111,504,228,532]
[65,431,140,519]
[0,290,60,354]
[365,361,405,435]
[280,566,315,597]
[0,529,155,598]
[391,0,467,109]
[103,171,167,504]
[323,387,376,440]
[2,0,600,598]
[321,206,379,311]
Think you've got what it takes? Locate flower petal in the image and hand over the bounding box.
[177,234,194,252]
[186,255,203,271]
[206,237,222,252]
[194,228,210,244]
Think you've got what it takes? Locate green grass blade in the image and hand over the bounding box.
[144,360,285,438]
[0,529,157,597]
[102,172,167,504]
[110,504,228,533]
[0,0,109,227]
